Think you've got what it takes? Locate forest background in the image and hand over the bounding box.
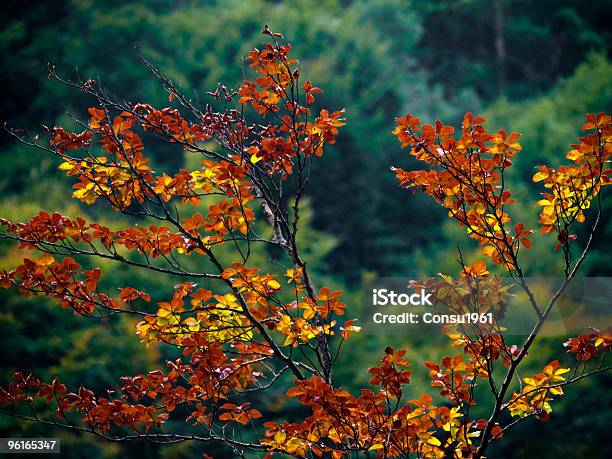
[1,1,611,457]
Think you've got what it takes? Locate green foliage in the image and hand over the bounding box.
[415,0,611,100]
[1,0,611,456]
[486,53,612,174]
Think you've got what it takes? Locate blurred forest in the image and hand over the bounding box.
[1,0,611,457]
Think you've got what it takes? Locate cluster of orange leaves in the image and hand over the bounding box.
[262,344,515,459]
[263,348,448,458]
[392,113,528,269]
[0,211,192,257]
[392,111,611,263]
[54,104,257,248]
[0,372,168,433]
[0,343,266,434]
[0,252,124,315]
[533,113,611,241]
[563,326,612,361]
[238,33,344,172]
[506,360,571,420]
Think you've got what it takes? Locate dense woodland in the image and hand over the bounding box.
[1,1,611,457]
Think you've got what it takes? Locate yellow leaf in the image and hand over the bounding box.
[536,199,554,206]
[523,377,537,387]
[267,279,281,290]
[427,437,442,446]
[38,253,55,266]
[482,245,496,256]
[273,431,286,445]
[58,161,74,171]
[533,171,549,182]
